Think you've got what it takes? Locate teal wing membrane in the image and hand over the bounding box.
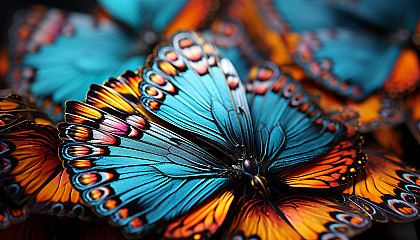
[245,61,345,172]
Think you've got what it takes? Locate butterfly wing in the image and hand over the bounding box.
[8,8,144,122]
[264,0,360,32]
[204,17,261,81]
[59,71,234,237]
[277,135,366,188]
[0,123,91,219]
[139,31,254,159]
[0,94,52,130]
[295,29,402,100]
[406,90,420,144]
[163,190,234,240]
[257,1,420,99]
[327,0,420,31]
[246,61,346,171]
[227,193,370,240]
[336,149,420,222]
[97,0,215,33]
[24,16,143,104]
[302,82,404,132]
[372,128,404,157]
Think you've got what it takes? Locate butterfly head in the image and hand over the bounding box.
[242,159,270,198]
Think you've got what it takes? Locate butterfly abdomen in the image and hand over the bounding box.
[242,159,270,198]
[251,175,270,198]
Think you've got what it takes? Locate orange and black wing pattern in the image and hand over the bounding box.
[163,190,234,240]
[227,193,370,240]
[0,95,92,219]
[302,82,404,133]
[372,127,404,157]
[382,48,420,96]
[0,123,91,218]
[277,134,366,188]
[0,94,52,130]
[336,149,420,222]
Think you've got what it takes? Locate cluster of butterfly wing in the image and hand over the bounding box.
[2,0,420,238]
[1,30,419,239]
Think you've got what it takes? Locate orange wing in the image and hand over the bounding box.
[336,149,420,222]
[372,127,404,157]
[0,124,91,218]
[224,0,295,66]
[277,135,366,188]
[164,190,234,240]
[0,95,52,130]
[382,48,420,96]
[227,193,370,240]
[302,82,404,132]
[406,89,420,144]
[162,0,219,38]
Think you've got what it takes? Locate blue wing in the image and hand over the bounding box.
[8,9,144,122]
[23,11,143,103]
[261,0,420,100]
[139,31,255,160]
[328,0,420,31]
[245,61,345,172]
[266,0,361,32]
[265,0,419,34]
[97,0,189,31]
[59,74,233,237]
[295,29,401,100]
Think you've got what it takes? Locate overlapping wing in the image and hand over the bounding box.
[246,61,346,172]
[139,31,254,160]
[336,149,420,222]
[59,66,235,237]
[227,193,370,240]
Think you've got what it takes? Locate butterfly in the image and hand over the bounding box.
[336,149,420,222]
[8,0,217,122]
[0,94,92,219]
[253,0,420,100]
[59,31,371,239]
